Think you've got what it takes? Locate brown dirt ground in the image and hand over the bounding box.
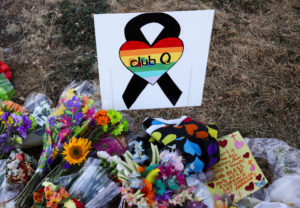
[0,0,299,186]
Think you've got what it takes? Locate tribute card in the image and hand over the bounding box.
[206,132,268,202]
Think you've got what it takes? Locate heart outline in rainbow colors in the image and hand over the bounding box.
[119,37,184,85]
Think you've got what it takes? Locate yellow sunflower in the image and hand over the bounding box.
[62,137,92,165]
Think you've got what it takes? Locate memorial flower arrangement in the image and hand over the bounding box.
[16,88,128,207]
[101,141,202,208]
[0,110,36,159]
[32,181,84,208]
[6,149,36,185]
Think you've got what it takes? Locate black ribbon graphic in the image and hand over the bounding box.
[121,13,183,109]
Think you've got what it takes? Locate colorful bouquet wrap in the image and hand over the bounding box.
[101,141,206,208]
[16,86,128,207]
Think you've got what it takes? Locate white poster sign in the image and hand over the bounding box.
[94,10,214,110]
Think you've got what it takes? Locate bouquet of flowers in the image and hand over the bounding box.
[0,110,36,159]
[16,87,128,207]
[6,149,36,185]
[32,181,84,208]
[102,141,205,208]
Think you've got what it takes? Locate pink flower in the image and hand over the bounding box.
[58,128,71,141]
[177,174,186,186]
[58,187,69,199]
[84,108,95,119]
[60,116,71,128]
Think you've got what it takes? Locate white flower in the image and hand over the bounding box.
[64,199,77,208]
[97,151,110,159]
[116,164,124,172]
[42,181,57,191]
[112,155,121,162]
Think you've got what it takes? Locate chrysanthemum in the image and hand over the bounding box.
[62,137,92,165]
[107,109,122,125]
[94,110,110,126]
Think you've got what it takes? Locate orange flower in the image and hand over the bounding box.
[33,192,42,204]
[141,179,155,205]
[46,192,62,208]
[83,95,90,105]
[58,187,69,200]
[137,166,146,173]
[44,186,53,200]
[94,110,110,126]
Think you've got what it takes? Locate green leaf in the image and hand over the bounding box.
[65,110,72,115]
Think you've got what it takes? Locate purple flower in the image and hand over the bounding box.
[154,190,173,202]
[1,112,9,121]
[1,144,13,154]
[184,200,208,208]
[11,114,22,125]
[74,112,84,125]
[49,117,56,127]
[0,134,7,145]
[62,162,70,170]
[16,115,32,138]
[66,96,81,109]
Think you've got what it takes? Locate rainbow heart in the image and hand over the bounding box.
[120,37,183,85]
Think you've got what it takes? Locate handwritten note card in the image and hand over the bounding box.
[206,131,267,202]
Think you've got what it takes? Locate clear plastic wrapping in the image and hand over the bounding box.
[245,138,300,179]
[59,81,95,102]
[0,159,19,207]
[23,93,53,127]
[69,158,120,208]
[264,174,300,208]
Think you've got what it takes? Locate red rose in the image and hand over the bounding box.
[0,61,12,80]
[38,188,44,194]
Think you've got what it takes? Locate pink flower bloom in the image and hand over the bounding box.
[84,108,95,119]
[58,187,69,199]
[70,107,77,113]
[60,116,71,128]
[58,128,71,141]
[177,174,186,186]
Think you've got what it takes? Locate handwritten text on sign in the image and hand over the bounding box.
[206,132,267,202]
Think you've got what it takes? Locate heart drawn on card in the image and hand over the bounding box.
[245,182,254,191]
[120,37,183,85]
[218,140,228,148]
[250,164,256,171]
[243,152,250,158]
[256,174,262,181]
[208,182,215,189]
[234,140,244,149]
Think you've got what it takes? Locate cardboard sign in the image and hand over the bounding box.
[206,132,268,202]
[94,10,214,110]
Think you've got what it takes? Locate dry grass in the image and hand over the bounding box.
[0,0,299,153]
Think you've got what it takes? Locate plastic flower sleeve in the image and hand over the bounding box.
[264,174,300,207]
[245,138,300,180]
[0,159,20,207]
[23,92,53,127]
[69,158,120,208]
[59,80,95,102]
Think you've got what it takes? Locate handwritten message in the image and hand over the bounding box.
[206,131,267,202]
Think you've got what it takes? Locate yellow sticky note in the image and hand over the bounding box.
[206,131,268,202]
